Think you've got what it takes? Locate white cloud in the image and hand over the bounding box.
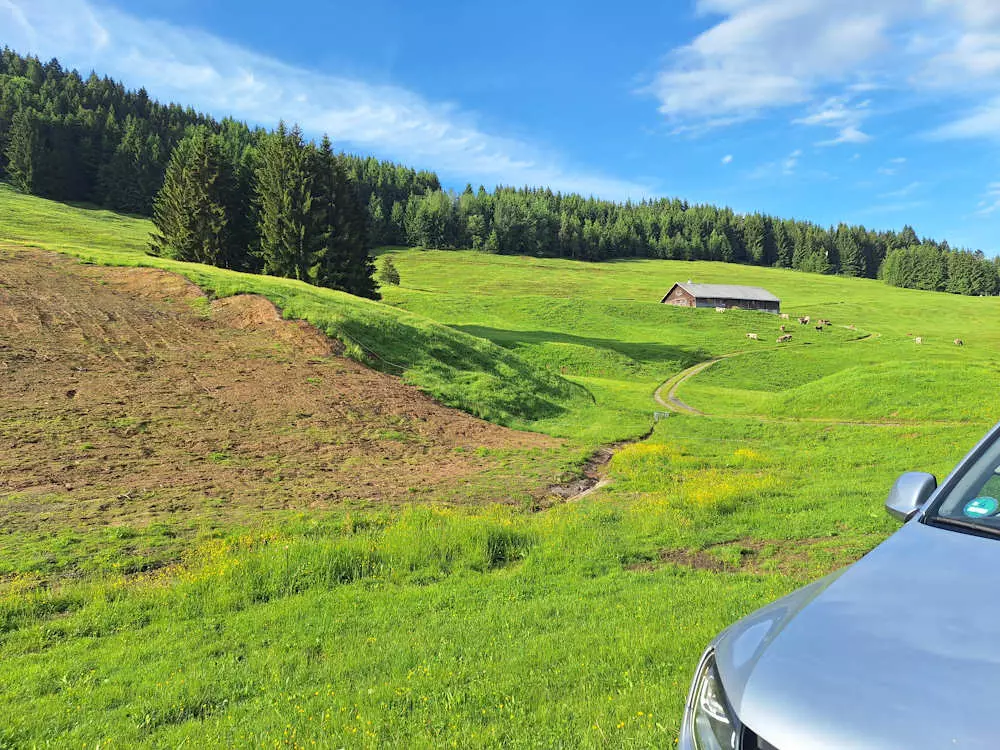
[0,0,649,200]
[818,125,872,146]
[745,147,803,180]
[721,154,733,164]
[880,181,924,198]
[794,95,875,145]
[975,181,1000,215]
[648,0,911,128]
[647,0,1000,144]
[930,96,1000,139]
[783,149,802,174]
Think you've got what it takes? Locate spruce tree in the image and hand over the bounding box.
[836,226,866,277]
[148,126,230,265]
[367,193,386,246]
[99,115,158,214]
[377,256,400,286]
[5,109,35,192]
[255,122,315,280]
[326,139,378,299]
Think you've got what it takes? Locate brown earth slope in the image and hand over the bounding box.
[0,248,572,534]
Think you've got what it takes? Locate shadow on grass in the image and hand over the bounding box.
[453,325,708,373]
[334,317,593,424]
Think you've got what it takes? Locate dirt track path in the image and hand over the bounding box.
[648,328,972,428]
[553,329,887,501]
[654,358,724,415]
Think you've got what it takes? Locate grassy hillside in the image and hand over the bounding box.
[3,189,1000,747]
[381,247,1000,426]
[0,185,587,431]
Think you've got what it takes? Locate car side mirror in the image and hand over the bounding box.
[885,472,937,522]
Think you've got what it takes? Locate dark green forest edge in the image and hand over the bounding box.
[1,47,997,297]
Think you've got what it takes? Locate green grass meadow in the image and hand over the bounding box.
[1,187,999,747]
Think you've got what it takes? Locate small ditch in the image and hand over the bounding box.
[546,427,654,501]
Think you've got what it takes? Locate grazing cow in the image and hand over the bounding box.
[779,313,790,320]
[815,325,824,332]
[746,333,759,340]
[715,306,726,313]
[798,317,809,325]
[777,334,793,343]
[955,338,964,346]
[915,337,923,345]
[779,325,787,332]
[818,319,832,327]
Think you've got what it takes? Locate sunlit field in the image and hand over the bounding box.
[1,188,997,747]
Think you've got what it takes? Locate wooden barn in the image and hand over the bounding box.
[660,282,781,314]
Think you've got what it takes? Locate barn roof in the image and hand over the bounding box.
[670,283,780,303]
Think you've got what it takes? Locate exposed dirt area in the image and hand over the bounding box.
[0,247,570,533]
[547,429,653,501]
[626,534,883,578]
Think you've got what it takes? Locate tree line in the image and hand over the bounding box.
[1,47,998,298]
[391,186,1000,294]
[148,122,378,297]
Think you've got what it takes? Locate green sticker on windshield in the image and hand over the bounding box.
[964,497,999,518]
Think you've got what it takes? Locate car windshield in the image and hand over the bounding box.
[927,434,1000,533]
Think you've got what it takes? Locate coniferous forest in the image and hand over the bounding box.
[2,47,998,298]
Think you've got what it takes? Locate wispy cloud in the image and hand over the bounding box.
[794,95,873,146]
[975,181,1000,215]
[747,148,803,180]
[880,181,924,198]
[646,0,1000,146]
[0,0,650,200]
[721,154,734,164]
[646,0,909,133]
[858,199,931,215]
[930,96,1000,140]
[783,149,802,174]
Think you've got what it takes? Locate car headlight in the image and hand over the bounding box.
[689,652,741,750]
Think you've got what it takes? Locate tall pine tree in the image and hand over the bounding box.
[148,126,231,265]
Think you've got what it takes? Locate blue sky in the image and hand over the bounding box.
[5,0,1000,252]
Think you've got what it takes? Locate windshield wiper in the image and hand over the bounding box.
[925,515,1000,539]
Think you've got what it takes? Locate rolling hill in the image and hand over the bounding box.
[2,187,998,747]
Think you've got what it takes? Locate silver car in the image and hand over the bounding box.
[680,422,1000,750]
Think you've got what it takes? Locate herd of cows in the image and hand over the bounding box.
[741,314,835,344]
[714,306,966,347]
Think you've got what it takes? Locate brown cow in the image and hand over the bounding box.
[779,325,787,332]
[777,334,793,343]
[798,317,809,325]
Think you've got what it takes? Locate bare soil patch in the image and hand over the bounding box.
[0,248,569,533]
[547,429,653,501]
[627,534,882,578]
[209,294,342,357]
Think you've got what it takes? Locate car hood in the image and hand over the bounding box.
[715,520,1000,750]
